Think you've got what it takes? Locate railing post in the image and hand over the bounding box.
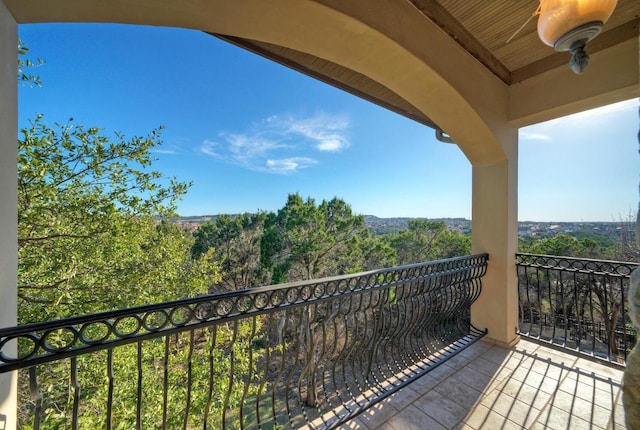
[0,2,18,429]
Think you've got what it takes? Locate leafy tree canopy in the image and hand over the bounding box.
[18,116,219,322]
[192,212,268,291]
[519,233,602,259]
[385,219,471,265]
[260,193,395,282]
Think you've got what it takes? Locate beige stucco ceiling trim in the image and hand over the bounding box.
[509,36,640,128]
[4,0,518,165]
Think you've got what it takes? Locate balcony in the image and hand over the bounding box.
[1,2,638,429]
[0,253,635,429]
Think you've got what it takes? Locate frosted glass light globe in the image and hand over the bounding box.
[536,0,618,73]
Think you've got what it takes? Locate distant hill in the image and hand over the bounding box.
[168,214,472,234]
[363,216,471,234]
[169,215,632,244]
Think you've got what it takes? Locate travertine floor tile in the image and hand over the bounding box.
[465,356,505,378]
[480,347,515,365]
[338,416,369,429]
[355,399,398,429]
[387,386,421,411]
[491,377,553,411]
[462,403,509,429]
[450,366,501,394]
[386,404,447,430]
[536,405,591,430]
[548,388,612,428]
[480,391,540,428]
[428,363,458,382]
[414,390,468,428]
[434,380,483,410]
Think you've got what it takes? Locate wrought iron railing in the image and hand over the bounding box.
[516,253,638,366]
[0,254,488,430]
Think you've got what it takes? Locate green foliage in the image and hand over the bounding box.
[518,216,639,263]
[16,112,245,428]
[192,213,268,291]
[385,219,471,265]
[18,39,45,87]
[569,228,616,248]
[260,193,394,282]
[519,233,603,258]
[17,116,211,322]
[609,215,639,262]
[339,229,396,274]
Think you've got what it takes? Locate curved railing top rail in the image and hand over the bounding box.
[516,253,639,277]
[0,253,488,373]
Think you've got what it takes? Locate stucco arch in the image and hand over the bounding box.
[7,0,511,164]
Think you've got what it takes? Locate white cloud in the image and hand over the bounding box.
[152,142,186,155]
[519,131,551,142]
[198,112,350,174]
[151,148,179,155]
[226,134,285,160]
[316,138,345,152]
[199,140,223,158]
[277,114,350,152]
[266,157,317,174]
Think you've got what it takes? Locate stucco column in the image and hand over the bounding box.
[0,1,18,428]
[470,129,519,348]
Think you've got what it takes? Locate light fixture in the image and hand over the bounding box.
[536,0,618,74]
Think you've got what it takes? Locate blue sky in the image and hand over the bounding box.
[18,24,639,222]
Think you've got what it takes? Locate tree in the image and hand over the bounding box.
[261,193,379,283]
[15,114,270,429]
[260,194,393,406]
[18,116,217,322]
[15,43,263,427]
[192,213,267,291]
[610,213,639,262]
[520,233,597,257]
[339,229,397,274]
[386,219,471,265]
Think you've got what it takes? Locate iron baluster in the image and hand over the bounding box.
[203,325,217,430]
[70,357,80,430]
[106,348,114,430]
[162,334,169,429]
[28,366,42,430]
[136,341,143,430]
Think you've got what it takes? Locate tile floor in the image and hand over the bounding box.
[343,339,627,429]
